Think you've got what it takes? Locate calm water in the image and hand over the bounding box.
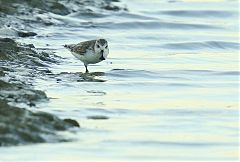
[0,0,239,161]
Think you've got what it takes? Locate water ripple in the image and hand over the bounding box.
[213,71,240,76]
[162,41,239,50]
[159,10,235,18]
[102,140,237,147]
[95,21,218,30]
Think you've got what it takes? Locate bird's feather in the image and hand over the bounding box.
[64,40,96,55]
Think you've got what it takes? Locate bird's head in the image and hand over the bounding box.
[94,39,109,60]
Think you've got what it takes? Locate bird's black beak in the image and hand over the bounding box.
[100,50,105,60]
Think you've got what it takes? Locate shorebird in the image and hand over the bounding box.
[64,39,109,73]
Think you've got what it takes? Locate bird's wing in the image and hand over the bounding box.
[64,40,96,55]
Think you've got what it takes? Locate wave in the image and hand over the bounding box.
[213,71,240,76]
[162,41,239,50]
[159,10,235,18]
[108,69,158,78]
[114,12,159,20]
[95,21,218,30]
[102,139,237,147]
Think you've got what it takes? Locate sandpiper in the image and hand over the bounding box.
[64,39,109,73]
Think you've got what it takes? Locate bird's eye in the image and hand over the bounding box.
[97,45,100,48]
[105,45,108,48]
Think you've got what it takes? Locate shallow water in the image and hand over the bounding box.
[0,0,239,161]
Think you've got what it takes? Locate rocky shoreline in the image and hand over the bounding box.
[0,0,125,146]
[0,37,80,146]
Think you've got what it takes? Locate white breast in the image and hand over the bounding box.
[72,49,101,65]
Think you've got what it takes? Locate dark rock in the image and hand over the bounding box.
[26,44,35,48]
[0,37,69,146]
[18,31,37,37]
[0,2,17,15]
[28,102,36,107]
[0,0,70,15]
[0,99,79,146]
[0,79,14,89]
[0,71,4,76]
[0,38,16,43]
[0,79,48,105]
[64,119,80,127]
[87,115,109,120]
[0,35,78,146]
[0,38,60,65]
[103,4,121,11]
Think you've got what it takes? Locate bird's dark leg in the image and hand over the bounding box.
[84,64,89,73]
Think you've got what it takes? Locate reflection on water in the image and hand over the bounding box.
[49,71,106,82]
[0,0,239,161]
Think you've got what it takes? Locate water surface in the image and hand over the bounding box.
[0,0,239,161]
